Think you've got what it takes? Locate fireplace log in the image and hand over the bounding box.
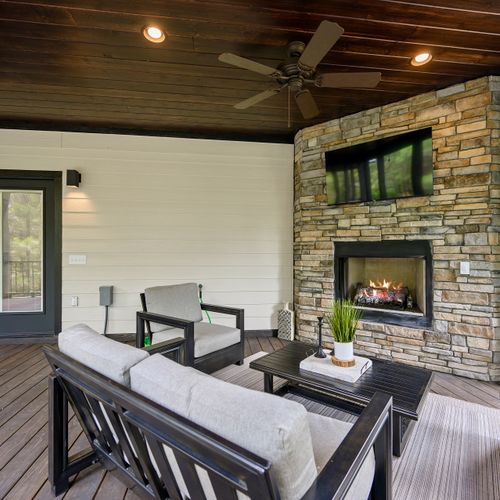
[354,284,409,309]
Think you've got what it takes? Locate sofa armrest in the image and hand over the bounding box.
[301,392,393,500]
[201,303,245,333]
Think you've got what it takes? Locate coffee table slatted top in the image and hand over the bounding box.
[250,341,433,420]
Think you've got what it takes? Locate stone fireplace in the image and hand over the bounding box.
[334,241,432,328]
[293,76,499,382]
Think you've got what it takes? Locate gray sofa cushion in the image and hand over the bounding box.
[144,283,203,333]
[130,354,317,500]
[152,321,240,358]
[58,323,148,387]
[130,353,208,416]
[307,412,375,500]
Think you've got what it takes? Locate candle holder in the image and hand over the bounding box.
[314,316,327,358]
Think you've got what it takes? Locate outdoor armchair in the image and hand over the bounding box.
[137,282,244,373]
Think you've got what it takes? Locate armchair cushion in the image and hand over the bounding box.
[144,283,203,333]
[307,412,375,500]
[58,324,149,387]
[194,322,241,357]
[151,321,241,358]
[131,354,318,500]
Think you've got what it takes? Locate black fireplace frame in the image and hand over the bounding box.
[334,240,433,328]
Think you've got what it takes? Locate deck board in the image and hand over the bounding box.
[0,346,40,373]
[0,400,47,468]
[93,471,129,500]
[0,365,51,412]
[0,341,498,499]
[0,378,47,427]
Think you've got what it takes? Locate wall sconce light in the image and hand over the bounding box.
[66,170,82,188]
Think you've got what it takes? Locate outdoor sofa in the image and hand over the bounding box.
[44,324,393,499]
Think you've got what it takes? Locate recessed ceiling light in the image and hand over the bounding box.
[143,25,166,43]
[411,52,432,66]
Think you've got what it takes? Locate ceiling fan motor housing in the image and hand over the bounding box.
[278,42,314,89]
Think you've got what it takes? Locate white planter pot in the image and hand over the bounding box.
[334,341,354,361]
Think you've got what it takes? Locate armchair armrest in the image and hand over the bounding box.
[201,303,245,333]
[301,392,392,500]
[136,311,196,366]
[141,337,185,362]
[201,303,243,316]
[137,311,194,330]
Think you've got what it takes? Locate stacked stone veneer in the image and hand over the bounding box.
[294,76,499,381]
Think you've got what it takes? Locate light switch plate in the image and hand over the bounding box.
[69,254,87,265]
[460,261,470,275]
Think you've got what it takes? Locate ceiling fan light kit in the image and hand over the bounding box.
[218,20,382,120]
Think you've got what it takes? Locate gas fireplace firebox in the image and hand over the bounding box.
[334,241,432,328]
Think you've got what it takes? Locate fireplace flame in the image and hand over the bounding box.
[369,279,403,290]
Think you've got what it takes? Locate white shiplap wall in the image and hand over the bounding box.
[0,129,294,333]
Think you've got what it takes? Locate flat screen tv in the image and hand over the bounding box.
[325,128,433,205]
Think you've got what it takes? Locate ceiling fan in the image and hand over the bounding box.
[218,21,381,120]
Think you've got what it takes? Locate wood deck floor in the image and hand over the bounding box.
[0,339,498,499]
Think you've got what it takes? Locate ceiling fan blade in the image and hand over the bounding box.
[294,89,320,119]
[234,86,282,109]
[317,72,382,88]
[218,53,281,77]
[298,21,344,70]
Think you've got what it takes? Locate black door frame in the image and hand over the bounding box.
[0,170,62,338]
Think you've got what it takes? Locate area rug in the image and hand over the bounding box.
[214,352,500,500]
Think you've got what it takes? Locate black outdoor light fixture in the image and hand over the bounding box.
[66,170,81,188]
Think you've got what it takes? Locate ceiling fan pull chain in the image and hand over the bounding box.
[288,86,291,128]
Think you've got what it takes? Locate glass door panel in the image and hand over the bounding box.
[1,190,43,313]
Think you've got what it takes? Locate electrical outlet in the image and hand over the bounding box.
[71,296,79,307]
[460,261,470,275]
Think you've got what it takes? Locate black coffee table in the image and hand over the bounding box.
[249,341,433,456]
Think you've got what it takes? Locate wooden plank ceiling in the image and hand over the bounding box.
[0,0,498,143]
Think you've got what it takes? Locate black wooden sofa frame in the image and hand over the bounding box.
[44,342,393,499]
[138,294,245,373]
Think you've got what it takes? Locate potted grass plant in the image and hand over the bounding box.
[326,299,362,362]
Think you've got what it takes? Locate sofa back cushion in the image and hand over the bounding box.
[58,323,149,386]
[144,283,203,332]
[130,351,204,415]
[130,354,317,500]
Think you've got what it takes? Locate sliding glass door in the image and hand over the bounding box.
[0,172,61,337]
